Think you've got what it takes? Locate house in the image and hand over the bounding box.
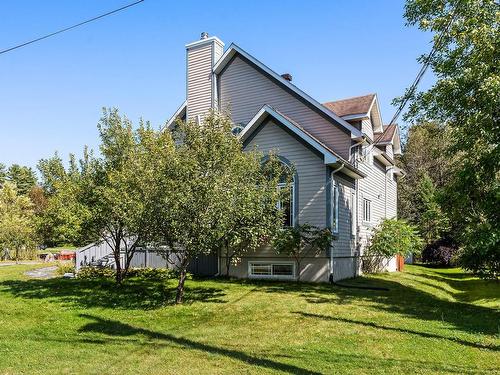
[164,33,403,282]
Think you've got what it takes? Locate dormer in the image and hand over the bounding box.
[323,93,383,141]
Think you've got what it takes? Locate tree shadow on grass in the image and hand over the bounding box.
[0,277,226,310]
[77,313,321,375]
[219,273,500,338]
[294,312,499,352]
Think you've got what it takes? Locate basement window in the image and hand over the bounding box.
[249,262,295,279]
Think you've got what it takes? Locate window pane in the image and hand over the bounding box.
[278,184,293,227]
[272,264,293,276]
[251,264,271,275]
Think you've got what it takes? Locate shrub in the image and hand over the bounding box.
[421,237,459,266]
[126,267,173,280]
[56,261,75,275]
[77,266,115,280]
[368,219,423,258]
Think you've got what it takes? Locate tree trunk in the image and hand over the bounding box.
[175,266,188,304]
[296,258,301,282]
[225,252,232,277]
[113,233,123,284]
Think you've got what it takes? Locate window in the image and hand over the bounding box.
[277,165,295,227]
[363,198,371,222]
[331,176,339,233]
[363,146,373,164]
[231,123,244,136]
[249,262,295,279]
[351,192,356,236]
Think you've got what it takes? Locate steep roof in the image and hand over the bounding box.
[240,105,366,179]
[323,94,375,118]
[213,44,363,139]
[374,124,397,144]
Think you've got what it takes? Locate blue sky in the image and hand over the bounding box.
[0,0,434,170]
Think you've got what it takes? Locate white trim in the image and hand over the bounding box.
[341,113,370,121]
[240,105,338,166]
[185,36,224,50]
[331,176,339,233]
[248,261,295,280]
[369,95,384,133]
[164,100,187,130]
[213,44,363,139]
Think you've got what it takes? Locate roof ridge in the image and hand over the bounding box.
[323,93,376,105]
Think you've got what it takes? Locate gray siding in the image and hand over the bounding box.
[219,56,352,159]
[357,154,387,252]
[386,169,397,219]
[186,43,213,121]
[245,119,327,228]
[361,118,374,140]
[332,173,355,257]
[386,144,394,160]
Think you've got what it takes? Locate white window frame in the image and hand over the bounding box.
[363,198,371,223]
[331,176,339,233]
[351,191,356,237]
[248,261,295,280]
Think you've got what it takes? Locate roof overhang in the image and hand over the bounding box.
[373,147,394,166]
[240,105,365,179]
[164,100,187,130]
[214,44,364,140]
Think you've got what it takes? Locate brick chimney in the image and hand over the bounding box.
[185,32,225,122]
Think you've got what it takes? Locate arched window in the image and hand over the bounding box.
[277,169,295,227]
[262,156,297,227]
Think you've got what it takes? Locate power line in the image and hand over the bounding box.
[0,0,144,55]
[386,1,459,128]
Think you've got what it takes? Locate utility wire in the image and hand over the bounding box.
[0,0,144,55]
[386,1,458,128]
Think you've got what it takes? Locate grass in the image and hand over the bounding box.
[0,265,498,374]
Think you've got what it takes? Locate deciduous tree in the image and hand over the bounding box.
[401,0,499,279]
[273,223,333,282]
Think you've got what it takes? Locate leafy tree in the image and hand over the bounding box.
[37,152,67,195]
[6,164,37,195]
[368,219,423,259]
[273,223,333,282]
[415,173,449,244]
[0,182,36,261]
[401,0,499,279]
[87,108,174,284]
[398,122,453,221]
[157,112,283,303]
[0,163,6,186]
[220,154,285,277]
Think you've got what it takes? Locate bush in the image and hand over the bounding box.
[126,267,173,280]
[421,237,458,266]
[56,261,75,275]
[368,219,423,258]
[77,266,115,280]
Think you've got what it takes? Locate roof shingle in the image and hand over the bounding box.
[323,94,375,117]
[374,124,397,143]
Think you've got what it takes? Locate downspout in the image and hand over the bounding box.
[329,164,344,282]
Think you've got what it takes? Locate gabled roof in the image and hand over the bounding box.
[323,94,375,118]
[374,123,402,155]
[240,105,365,179]
[164,100,187,130]
[213,44,363,139]
[374,124,397,144]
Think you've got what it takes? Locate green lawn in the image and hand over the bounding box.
[0,265,498,374]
